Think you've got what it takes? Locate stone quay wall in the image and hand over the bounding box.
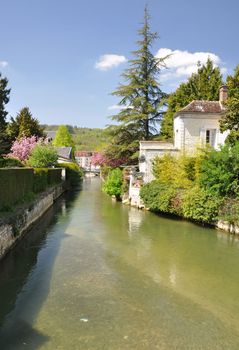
[0,184,65,260]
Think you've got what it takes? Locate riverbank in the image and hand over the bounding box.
[0,183,65,260]
[125,186,239,235]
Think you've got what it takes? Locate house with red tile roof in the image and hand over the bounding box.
[139,86,229,183]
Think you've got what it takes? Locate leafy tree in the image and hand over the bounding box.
[220,65,239,144]
[161,59,223,139]
[106,6,168,163]
[0,72,11,156]
[7,107,44,140]
[102,168,123,199]
[28,144,58,168]
[52,125,75,149]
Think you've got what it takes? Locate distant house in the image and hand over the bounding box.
[75,151,100,172]
[56,147,74,164]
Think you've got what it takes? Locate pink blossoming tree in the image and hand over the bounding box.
[91,152,125,168]
[8,136,39,162]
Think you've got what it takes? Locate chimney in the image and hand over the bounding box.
[219,85,228,103]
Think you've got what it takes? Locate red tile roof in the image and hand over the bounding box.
[176,100,226,115]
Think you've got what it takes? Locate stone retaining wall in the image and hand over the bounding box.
[0,184,65,260]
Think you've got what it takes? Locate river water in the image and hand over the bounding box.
[0,178,239,349]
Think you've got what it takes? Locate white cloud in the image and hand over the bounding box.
[108,104,133,111]
[0,61,8,68]
[108,104,122,111]
[95,54,127,71]
[155,48,226,83]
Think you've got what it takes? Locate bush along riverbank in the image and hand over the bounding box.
[140,142,239,233]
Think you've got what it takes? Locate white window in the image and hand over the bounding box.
[205,129,216,147]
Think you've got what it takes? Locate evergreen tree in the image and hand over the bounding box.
[7,107,44,140]
[220,65,239,144]
[52,125,75,148]
[160,59,223,140]
[0,72,11,156]
[106,6,168,163]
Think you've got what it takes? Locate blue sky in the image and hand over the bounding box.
[1,0,238,128]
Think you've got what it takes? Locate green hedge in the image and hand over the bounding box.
[33,168,48,193]
[0,167,64,211]
[0,158,24,168]
[140,181,183,216]
[0,168,34,210]
[140,181,223,224]
[47,168,62,185]
[57,162,83,186]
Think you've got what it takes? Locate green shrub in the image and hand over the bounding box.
[103,168,123,199]
[182,187,222,223]
[199,142,239,197]
[57,162,83,186]
[219,198,239,224]
[0,157,24,168]
[153,153,197,189]
[28,145,58,168]
[140,180,183,215]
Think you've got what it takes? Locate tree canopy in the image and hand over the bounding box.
[7,107,44,140]
[160,59,223,140]
[220,65,239,144]
[106,6,168,164]
[52,125,75,149]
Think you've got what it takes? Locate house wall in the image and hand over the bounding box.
[139,142,178,183]
[174,114,229,153]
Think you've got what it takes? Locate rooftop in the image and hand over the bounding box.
[176,100,226,115]
[56,147,72,160]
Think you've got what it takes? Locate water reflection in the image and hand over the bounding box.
[0,189,79,349]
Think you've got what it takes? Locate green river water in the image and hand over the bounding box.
[0,178,239,349]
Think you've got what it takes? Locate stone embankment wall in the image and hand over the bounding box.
[0,184,64,260]
[217,221,239,235]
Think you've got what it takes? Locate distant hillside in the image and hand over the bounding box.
[42,125,110,151]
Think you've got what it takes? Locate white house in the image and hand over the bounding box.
[139,85,229,183]
[75,151,100,173]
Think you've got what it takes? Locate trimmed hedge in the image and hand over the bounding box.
[33,168,62,193]
[56,162,83,186]
[47,168,62,185]
[0,167,64,211]
[33,168,48,193]
[0,158,24,168]
[0,168,34,210]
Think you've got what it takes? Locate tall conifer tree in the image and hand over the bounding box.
[107,6,168,163]
[7,107,44,140]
